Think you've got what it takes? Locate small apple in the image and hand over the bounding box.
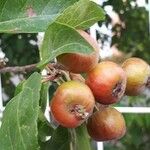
[122,57,150,96]
[57,30,99,73]
[50,80,95,128]
[87,107,126,141]
[86,61,127,104]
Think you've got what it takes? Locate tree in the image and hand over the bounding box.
[0,0,105,149]
[0,0,150,150]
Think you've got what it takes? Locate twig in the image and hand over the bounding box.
[69,129,77,150]
[0,63,37,74]
[69,73,85,82]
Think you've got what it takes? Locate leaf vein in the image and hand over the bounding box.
[16,94,26,150]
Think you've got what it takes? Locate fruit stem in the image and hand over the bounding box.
[96,103,109,111]
[69,73,85,83]
[94,104,99,111]
[69,129,77,150]
[61,70,71,81]
[59,77,66,83]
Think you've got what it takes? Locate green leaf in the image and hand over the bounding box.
[0,0,78,33]
[41,124,92,150]
[48,82,59,102]
[0,0,105,33]
[38,109,54,142]
[75,124,92,150]
[40,82,50,112]
[57,0,105,29]
[40,126,70,150]
[40,82,58,112]
[38,22,94,68]
[14,80,25,96]
[0,72,41,150]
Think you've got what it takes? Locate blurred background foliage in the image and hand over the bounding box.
[103,0,150,63]
[0,0,150,149]
[98,0,150,108]
[104,114,150,150]
[1,33,39,105]
[100,0,150,149]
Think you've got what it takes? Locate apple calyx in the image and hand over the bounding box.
[112,82,124,98]
[69,104,89,120]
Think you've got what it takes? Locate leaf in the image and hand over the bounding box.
[48,82,59,102]
[14,80,25,96]
[38,22,95,68]
[0,0,78,33]
[38,109,54,142]
[0,72,41,150]
[42,124,92,150]
[40,126,70,150]
[40,82,50,112]
[0,0,105,33]
[57,0,105,29]
[75,124,92,150]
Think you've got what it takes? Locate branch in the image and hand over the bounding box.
[0,64,37,74]
[0,62,66,74]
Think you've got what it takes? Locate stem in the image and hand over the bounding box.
[0,63,37,74]
[41,74,61,83]
[47,63,66,71]
[61,70,71,81]
[69,129,77,150]
[94,104,99,111]
[69,73,85,83]
[96,103,108,111]
[0,63,67,74]
[59,77,66,83]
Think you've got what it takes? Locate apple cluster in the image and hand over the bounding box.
[50,30,150,142]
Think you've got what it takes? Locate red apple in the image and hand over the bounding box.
[50,80,95,128]
[122,57,150,95]
[86,61,127,104]
[57,30,99,73]
[87,107,126,141]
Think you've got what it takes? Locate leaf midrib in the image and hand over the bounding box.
[0,14,59,24]
[16,92,27,150]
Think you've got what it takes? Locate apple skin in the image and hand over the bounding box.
[86,61,127,104]
[122,57,150,96]
[50,80,95,128]
[57,30,99,73]
[87,107,126,141]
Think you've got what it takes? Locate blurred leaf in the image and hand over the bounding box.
[38,109,54,142]
[1,33,39,66]
[105,114,150,150]
[40,124,93,150]
[75,124,92,150]
[40,126,70,150]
